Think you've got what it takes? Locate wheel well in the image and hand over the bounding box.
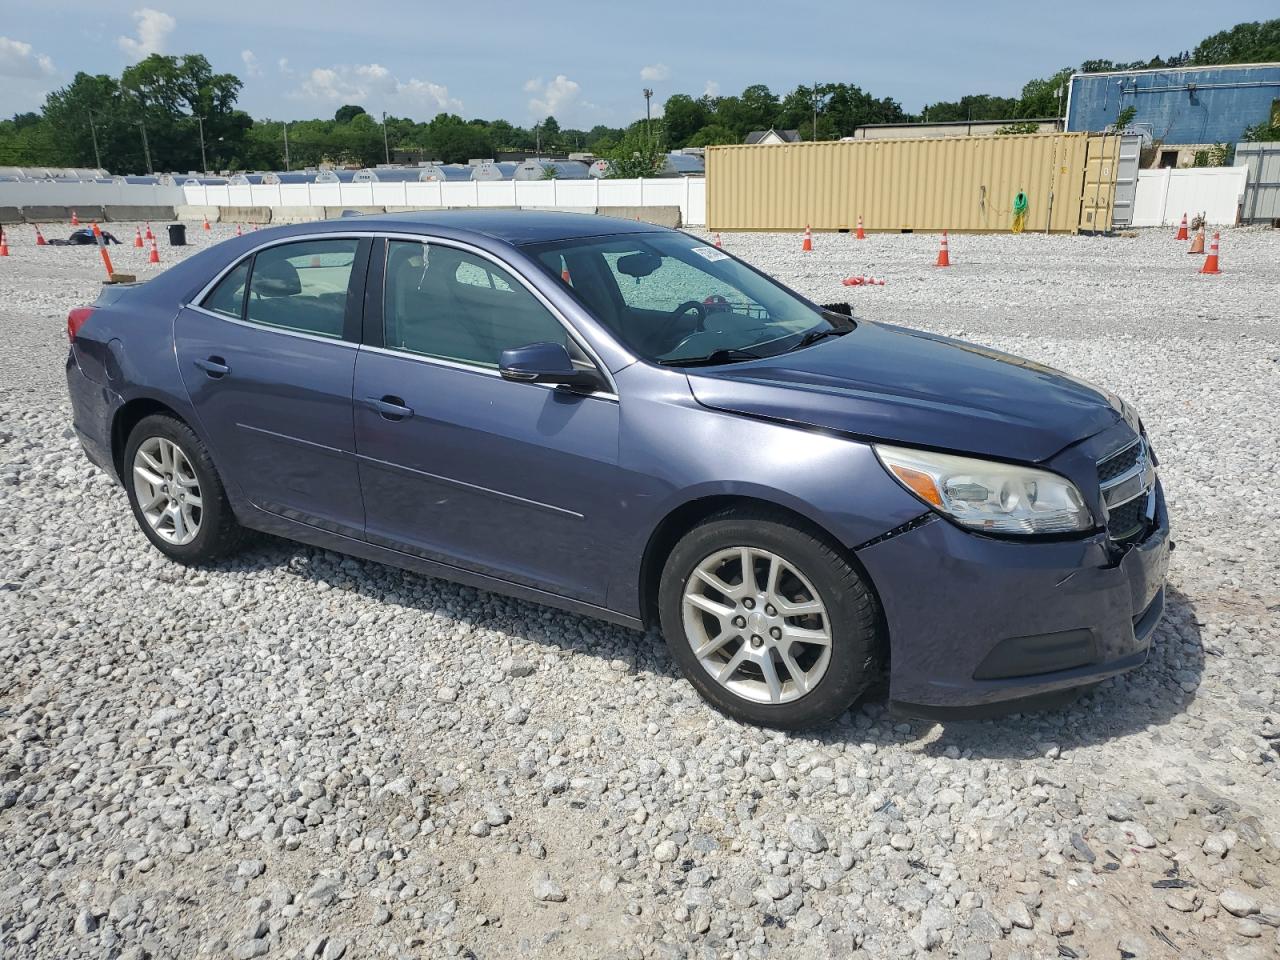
[111,398,184,480]
[638,495,890,668]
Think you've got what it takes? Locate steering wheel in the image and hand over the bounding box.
[653,299,708,347]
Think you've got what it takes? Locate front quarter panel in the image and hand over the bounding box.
[606,362,928,616]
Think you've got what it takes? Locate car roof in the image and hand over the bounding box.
[336,209,672,245]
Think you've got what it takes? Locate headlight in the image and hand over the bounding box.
[874,445,1093,535]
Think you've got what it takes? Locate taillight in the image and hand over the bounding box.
[67,307,94,342]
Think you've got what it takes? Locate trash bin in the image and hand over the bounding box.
[168,223,187,246]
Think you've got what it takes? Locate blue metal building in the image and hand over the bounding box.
[1066,63,1280,145]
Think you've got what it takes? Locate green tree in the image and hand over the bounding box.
[604,125,666,178]
[426,114,494,163]
[1016,69,1073,117]
[1193,19,1280,64]
[662,93,711,147]
[686,124,738,147]
[334,104,367,123]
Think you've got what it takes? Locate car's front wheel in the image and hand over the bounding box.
[658,508,881,729]
[123,414,245,563]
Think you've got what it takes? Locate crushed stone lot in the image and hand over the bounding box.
[2,222,1279,960]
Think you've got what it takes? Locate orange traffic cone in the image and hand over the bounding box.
[855,215,866,240]
[560,255,571,284]
[1175,213,1188,241]
[203,215,211,231]
[802,225,813,252]
[714,233,723,248]
[91,223,115,278]
[34,225,46,246]
[70,209,79,226]
[935,231,951,267]
[1187,227,1204,255]
[236,223,242,237]
[0,229,9,257]
[134,226,144,248]
[145,222,153,241]
[1199,232,1221,274]
[149,238,160,264]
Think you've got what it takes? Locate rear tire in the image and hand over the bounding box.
[123,414,245,564]
[658,508,881,729]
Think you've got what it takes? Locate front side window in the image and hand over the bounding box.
[528,232,840,365]
[244,239,360,339]
[383,240,569,368]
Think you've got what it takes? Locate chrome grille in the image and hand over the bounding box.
[1097,439,1142,483]
[1097,437,1155,542]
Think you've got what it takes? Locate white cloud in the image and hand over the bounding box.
[117,8,176,61]
[241,49,261,77]
[640,63,670,83]
[524,74,581,118]
[277,57,292,75]
[294,62,461,113]
[0,36,55,78]
[703,80,720,98]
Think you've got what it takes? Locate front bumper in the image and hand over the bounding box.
[858,480,1170,714]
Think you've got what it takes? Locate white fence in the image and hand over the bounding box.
[0,177,707,226]
[0,179,185,208]
[181,177,707,226]
[1131,166,1248,227]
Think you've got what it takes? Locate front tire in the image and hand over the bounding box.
[658,509,881,729]
[123,414,244,563]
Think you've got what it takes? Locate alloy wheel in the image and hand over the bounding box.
[681,546,832,704]
[132,436,203,546]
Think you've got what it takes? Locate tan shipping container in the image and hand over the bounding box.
[706,133,1111,234]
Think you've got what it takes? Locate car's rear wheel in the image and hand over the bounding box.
[124,414,244,563]
[658,508,881,729]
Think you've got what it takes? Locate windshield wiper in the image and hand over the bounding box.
[659,347,763,368]
[786,326,848,353]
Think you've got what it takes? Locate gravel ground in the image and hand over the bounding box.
[2,221,1279,960]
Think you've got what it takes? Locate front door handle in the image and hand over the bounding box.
[366,395,414,421]
[194,356,230,378]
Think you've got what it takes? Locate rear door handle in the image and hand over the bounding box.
[366,395,414,420]
[194,356,230,378]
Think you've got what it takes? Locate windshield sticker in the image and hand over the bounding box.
[690,245,730,262]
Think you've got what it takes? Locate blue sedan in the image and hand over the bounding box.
[64,211,1169,728]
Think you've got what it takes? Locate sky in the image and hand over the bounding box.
[2,1,1277,128]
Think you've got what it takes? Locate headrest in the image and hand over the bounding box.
[254,257,302,297]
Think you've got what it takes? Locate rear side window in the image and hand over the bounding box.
[244,239,360,339]
[201,260,250,319]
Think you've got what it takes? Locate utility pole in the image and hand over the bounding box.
[382,111,391,165]
[535,122,541,154]
[812,81,818,141]
[86,112,102,171]
[282,122,290,172]
[643,88,653,142]
[194,116,208,175]
[135,120,153,174]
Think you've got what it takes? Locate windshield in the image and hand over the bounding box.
[525,232,843,365]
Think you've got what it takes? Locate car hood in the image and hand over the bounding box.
[685,321,1123,463]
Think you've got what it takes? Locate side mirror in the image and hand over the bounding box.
[499,341,603,391]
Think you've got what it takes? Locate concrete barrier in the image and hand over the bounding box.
[177,205,220,222]
[0,207,22,225]
[220,206,273,224]
[104,205,176,223]
[23,205,106,223]
[382,205,447,214]
[598,205,681,228]
[518,206,597,216]
[323,206,385,219]
[268,206,327,223]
